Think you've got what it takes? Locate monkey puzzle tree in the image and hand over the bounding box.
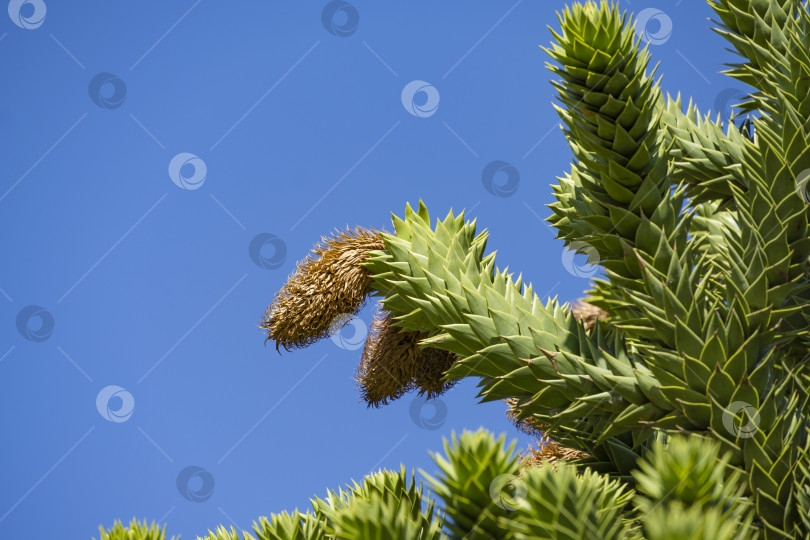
[101,0,810,538]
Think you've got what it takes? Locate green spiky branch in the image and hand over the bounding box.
[101,0,810,538]
[660,96,752,205]
[363,203,669,470]
[100,431,762,540]
[263,0,809,535]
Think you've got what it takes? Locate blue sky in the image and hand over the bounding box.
[0,1,740,537]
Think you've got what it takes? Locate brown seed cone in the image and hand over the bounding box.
[261,227,385,351]
[356,310,456,407]
[521,434,589,469]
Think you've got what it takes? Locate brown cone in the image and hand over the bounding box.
[521,434,589,469]
[505,398,548,438]
[413,345,456,399]
[356,309,456,407]
[261,227,385,351]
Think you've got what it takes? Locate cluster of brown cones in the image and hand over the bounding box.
[261,226,604,465]
[260,227,456,407]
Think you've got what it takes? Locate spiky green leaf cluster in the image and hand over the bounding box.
[661,96,751,205]
[632,436,756,539]
[96,520,175,540]
[502,462,638,540]
[310,466,441,539]
[105,0,810,538]
[189,468,441,540]
[420,429,522,538]
[107,433,776,540]
[363,202,671,458]
[544,1,681,282]
[359,1,810,536]
[422,429,638,540]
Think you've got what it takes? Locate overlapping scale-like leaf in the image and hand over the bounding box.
[364,202,675,450]
[661,95,751,206]
[545,2,676,281]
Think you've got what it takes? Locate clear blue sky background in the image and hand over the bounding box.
[1,1,741,538]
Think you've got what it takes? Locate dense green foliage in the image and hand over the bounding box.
[101,0,810,537]
[98,431,764,539]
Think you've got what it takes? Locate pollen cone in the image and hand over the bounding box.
[261,227,385,351]
[356,310,455,407]
[413,345,456,399]
[522,434,589,469]
[505,398,547,438]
